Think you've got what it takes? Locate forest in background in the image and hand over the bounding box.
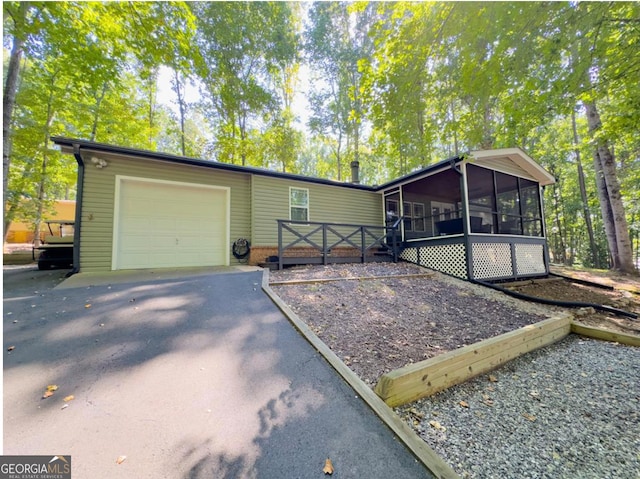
[3,1,639,272]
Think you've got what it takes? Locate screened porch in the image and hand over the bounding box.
[380,149,555,281]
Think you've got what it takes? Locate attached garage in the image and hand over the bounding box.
[113,176,229,270]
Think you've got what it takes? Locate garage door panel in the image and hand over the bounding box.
[152,217,178,232]
[149,235,178,249]
[115,179,228,270]
[176,218,206,231]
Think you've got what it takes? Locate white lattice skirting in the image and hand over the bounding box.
[515,243,546,275]
[472,243,513,279]
[401,244,468,279]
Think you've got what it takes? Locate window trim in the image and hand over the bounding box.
[402,201,426,233]
[289,186,309,222]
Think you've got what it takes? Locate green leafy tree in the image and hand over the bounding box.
[305,1,376,181]
[191,2,299,166]
[3,1,197,241]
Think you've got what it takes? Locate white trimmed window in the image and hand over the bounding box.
[290,187,309,221]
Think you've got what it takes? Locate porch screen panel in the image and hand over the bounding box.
[402,169,462,239]
[467,165,543,237]
[496,172,521,235]
[466,165,496,234]
[520,179,542,236]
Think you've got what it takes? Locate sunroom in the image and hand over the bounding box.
[380,148,556,281]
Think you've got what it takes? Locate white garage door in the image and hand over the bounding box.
[114,177,229,270]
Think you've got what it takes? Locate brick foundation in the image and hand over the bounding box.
[248,245,380,266]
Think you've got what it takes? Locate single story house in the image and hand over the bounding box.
[51,137,555,281]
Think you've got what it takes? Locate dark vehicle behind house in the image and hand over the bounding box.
[33,220,74,270]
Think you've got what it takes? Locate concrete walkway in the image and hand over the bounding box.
[3,266,434,478]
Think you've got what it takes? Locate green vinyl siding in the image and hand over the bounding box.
[251,175,382,245]
[78,152,251,272]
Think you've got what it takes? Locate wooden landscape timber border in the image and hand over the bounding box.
[262,270,461,479]
[375,314,573,407]
[268,272,434,287]
[570,322,640,347]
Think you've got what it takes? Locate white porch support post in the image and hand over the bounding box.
[461,162,473,280]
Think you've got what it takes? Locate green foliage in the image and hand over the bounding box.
[190,1,300,166]
[305,1,376,180]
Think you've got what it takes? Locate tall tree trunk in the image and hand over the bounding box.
[584,100,636,273]
[147,73,157,148]
[89,82,109,142]
[592,149,618,268]
[551,182,567,264]
[450,101,459,156]
[3,13,26,241]
[239,113,247,166]
[335,130,343,182]
[571,110,599,267]
[172,70,187,156]
[32,80,58,247]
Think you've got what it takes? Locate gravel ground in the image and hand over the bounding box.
[397,335,640,479]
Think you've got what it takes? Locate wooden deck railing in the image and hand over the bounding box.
[276,219,402,270]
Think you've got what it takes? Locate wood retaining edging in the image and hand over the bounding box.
[570,322,640,347]
[268,272,434,287]
[375,314,574,407]
[262,270,460,479]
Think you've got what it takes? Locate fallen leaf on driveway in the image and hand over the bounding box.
[42,391,54,399]
[323,458,334,475]
[46,385,58,392]
[85,304,92,308]
[116,456,127,465]
[7,346,15,351]
[459,400,469,408]
[63,395,75,402]
[488,374,498,382]
[522,413,537,422]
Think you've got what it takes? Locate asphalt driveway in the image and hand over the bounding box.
[3,265,432,478]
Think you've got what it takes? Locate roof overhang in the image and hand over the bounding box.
[467,148,556,186]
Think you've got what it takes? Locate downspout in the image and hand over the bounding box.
[67,143,85,276]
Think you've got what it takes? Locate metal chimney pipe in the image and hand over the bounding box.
[350,160,360,184]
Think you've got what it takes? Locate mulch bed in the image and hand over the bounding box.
[271,263,553,385]
[504,277,640,336]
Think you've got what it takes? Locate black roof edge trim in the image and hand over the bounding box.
[51,136,377,191]
[52,137,474,193]
[375,154,464,190]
